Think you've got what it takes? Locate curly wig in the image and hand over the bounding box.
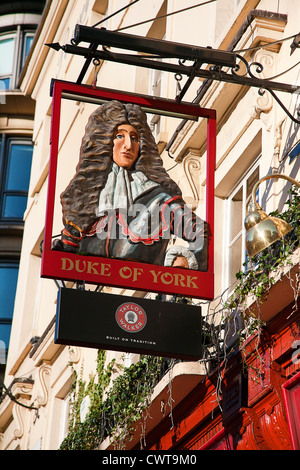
[60,100,182,233]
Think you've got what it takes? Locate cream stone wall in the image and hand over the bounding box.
[1,0,300,449]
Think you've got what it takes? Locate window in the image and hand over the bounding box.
[0,27,36,90]
[148,66,163,138]
[0,33,16,89]
[0,262,19,364]
[0,136,33,221]
[59,394,70,445]
[21,32,35,69]
[225,162,260,289]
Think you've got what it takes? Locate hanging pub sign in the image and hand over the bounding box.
[55,288,203,360]
[41,80,216,299]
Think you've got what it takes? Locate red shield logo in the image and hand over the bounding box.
[115,302,147,333]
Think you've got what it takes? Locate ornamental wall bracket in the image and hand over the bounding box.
[46,26,300,124]
[37,362,51,407]
[0,379,36,447]
[249,49,274,125]
[183,149,202,210]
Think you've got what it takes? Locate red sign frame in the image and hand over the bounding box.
[41,80,216,299]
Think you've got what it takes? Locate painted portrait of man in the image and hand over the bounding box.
[53,100,208,271]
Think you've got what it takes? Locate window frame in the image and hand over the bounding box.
[0,31,17,89]
[223,159,261,291]
[148,60,163,138]
[0,260,19,363]
[0,25,36,90]
[20,30,35,69]
[0,134,33,223]
[59,393,71,445]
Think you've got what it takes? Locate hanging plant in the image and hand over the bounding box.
[60,352,162,450]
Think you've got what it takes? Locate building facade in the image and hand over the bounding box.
[0,0,299,450]
[0,0,46,388]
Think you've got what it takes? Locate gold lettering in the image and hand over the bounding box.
[119,266,143,281]
[149,270,161,283]
[86,261,99,275]
[100,263,111,276]
[161,272,173,285]
[149,269,199,289]
[186,276,198,289]
[61,257,111,278]
[61,257,74,271]
[119,266,132,279]
[173,273,186,287]
[75,260,86,272]
[132,267,143,282]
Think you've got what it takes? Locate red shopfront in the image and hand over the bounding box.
[130,296,300,451]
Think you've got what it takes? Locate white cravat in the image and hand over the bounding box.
[98,163,159,216]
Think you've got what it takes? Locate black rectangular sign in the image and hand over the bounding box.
[55,288,203,360]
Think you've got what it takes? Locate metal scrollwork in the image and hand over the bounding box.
[231,54,264,79]
[48,27,300,124]
[178,58,187,66]
[175,73,183,95]
[263,87,300,124]
[230,54,300,124]
[248,61,264,79]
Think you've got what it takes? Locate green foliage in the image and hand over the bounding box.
[60,352,162,450]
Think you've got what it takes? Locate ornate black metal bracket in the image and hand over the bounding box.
[260,88,300,124]
[46,25,300,124]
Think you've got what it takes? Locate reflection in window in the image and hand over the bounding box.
[0,28,36,90]
[0,36,15,73]
[226,163,260,289]
[0,263,19,363]
[21,33,34,69]
[0,34,15,89]
[0,137,33,221]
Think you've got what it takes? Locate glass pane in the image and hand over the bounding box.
[0,36,15,75]
[6,143,33,191]
[0,325,11,362]
[230,187,243,241]
[0,265,18,319]
[24,35,33,57]
[229,235,242,287]
[3,194,28,219]
[0,78,10,90]
[21,34,34,68]
[247,166,260,204]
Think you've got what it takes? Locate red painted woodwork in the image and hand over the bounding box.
[41,79,216,299]
[129,299,300,450]
[199,429,233,450]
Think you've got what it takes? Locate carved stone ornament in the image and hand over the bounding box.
[249,49,274,124]
[13,402,25,439]
[183,149,202,210]
[69,346,81,364]
[37,363,51,407]
[10,381,34,444]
